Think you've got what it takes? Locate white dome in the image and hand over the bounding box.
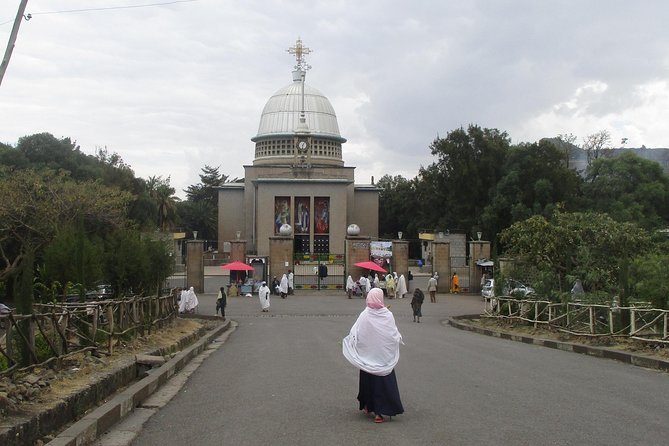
[252,77,345,142]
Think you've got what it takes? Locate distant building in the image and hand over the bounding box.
[217,39,379,258]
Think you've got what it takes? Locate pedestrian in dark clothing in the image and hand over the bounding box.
[411,288,424,323]
[271,277,280,295]
[216,287,227,319]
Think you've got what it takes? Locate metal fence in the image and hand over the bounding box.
[293,253,345,290]
[484,296,669,343]
[0,292,177,376]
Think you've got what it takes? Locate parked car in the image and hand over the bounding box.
[504,279,535,297]
[0,302,12,314]
[481,279,495,298]
[85,284,114,300]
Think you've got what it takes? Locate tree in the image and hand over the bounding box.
[0,167,131,312]
[377,175,420,238]
[480,139,581,242]
[499,211,650,301]
[553,133,578,168]
[146,175,180,231]
[631,252,669,309]
[181,165,231,240]
[582,152,669,229]
[40,222,104,298]
[177,200,217,241]
[420,125,510,234]
[583,130,612,166]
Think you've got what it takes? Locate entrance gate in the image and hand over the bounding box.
[293,253,345,291]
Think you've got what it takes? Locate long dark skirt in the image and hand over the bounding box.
[357,369,404,416]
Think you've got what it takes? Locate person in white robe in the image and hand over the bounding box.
[179,286,199,313]
[373,274,380,289]
[279,274,289,298]
[396,275,407,299]
[288,270,294,295]
[346,275,355,299]
[258,282,270,312]
[178,288,188,313]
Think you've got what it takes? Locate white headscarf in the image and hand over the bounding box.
[280,274,288,293]
[179,287,198,312]
[346,275,355,290]
[342,288,403,376]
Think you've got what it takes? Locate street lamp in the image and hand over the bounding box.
[193,231,198,240]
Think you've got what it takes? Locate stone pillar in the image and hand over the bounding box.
[186,240,204,294]
[432,240,450,292]
[469,241,491,293]
[392,239,409,282]
[269,236,293,281]
[345,236,371,280]
[229,240,247,263]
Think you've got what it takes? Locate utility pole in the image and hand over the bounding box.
[0,0,30,87]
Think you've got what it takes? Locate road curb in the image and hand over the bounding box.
[448,315,669,373]
[48,318,232,446]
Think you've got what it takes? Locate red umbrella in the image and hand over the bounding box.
[220,261,254,271]
[353,261,387,273]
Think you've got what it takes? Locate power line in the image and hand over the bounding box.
[1,0,198,25]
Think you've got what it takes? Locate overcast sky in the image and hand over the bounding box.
[2,1,668,198]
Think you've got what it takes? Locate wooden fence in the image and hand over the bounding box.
[484,296,669,343]
[0,292,178,376]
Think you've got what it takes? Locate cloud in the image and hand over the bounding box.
[2,0,669,197]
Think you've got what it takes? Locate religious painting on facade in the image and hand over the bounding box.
[314,197,330,234]
[294,197,310,234]
[274,196,290,234]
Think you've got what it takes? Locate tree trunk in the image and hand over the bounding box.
[16,249,35,366]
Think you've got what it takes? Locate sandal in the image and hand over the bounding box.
[374,415,384,423]
[362,407,369,415]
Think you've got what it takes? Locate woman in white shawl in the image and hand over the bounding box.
[342,288,404,423]
[346,275,355,299]
[258,281,270,312]
[279,274,289,299]
[179,286,199,313]
[396,274,407,299]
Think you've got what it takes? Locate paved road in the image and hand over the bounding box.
[100,291,668,446]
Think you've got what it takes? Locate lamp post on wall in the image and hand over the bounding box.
[193,230,198,240]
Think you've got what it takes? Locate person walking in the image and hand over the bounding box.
[346,275,355,299]
[359,275,369,300]
[451,272,460,294]
[342,288,404,423]
[385,273,395,299]
[288,270,294,295]
[396,274,407,299]
[427,274,438,303]
[258,281,270,312]
[216,286,227,318]
[411,288,425,323]
[279,273,289,299]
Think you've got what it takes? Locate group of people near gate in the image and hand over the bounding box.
[346,271,410,300]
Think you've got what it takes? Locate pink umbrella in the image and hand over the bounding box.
[220,261,254,271]
[353,261,387,273]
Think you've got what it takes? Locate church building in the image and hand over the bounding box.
[217,39,379,275]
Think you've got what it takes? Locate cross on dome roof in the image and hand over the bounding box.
[287,37,312,72]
